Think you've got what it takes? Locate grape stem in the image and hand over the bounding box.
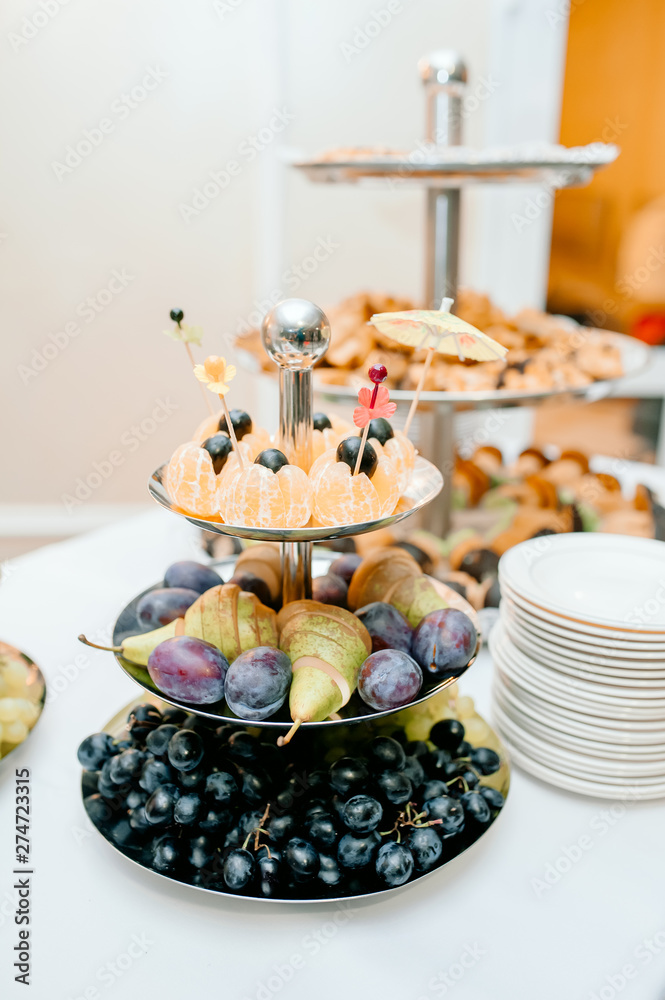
[78,635,123,653]
[379,801,443,843]
[242,803,272,854]
[446,775,470,794]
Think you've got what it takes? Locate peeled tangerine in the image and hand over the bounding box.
[165,442,223,518]
[221,462,312,528]
[192,411,271,461]
[310,414,353,470]
[278,602,372,743]
[309,448,399,527]
[368,430,416,493]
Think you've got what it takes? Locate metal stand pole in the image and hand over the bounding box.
[261,299,331,605]
[419,50,466,307]
[419,51,467,533]
[421,402,455,537]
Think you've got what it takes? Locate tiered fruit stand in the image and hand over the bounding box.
[82,298,510,902]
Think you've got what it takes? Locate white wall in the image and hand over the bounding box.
[0,0,568,531]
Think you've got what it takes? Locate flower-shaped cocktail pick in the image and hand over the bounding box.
[369,297,508,437]
[352,364,397,475]
[194,356,244,467]
[164,308,214,415]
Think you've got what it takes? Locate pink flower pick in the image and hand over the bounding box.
[352,366,396,475]
[353,384,397,428]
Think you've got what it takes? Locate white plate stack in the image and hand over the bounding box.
[490,533,665,799]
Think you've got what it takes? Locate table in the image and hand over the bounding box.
[1,510,664,1000]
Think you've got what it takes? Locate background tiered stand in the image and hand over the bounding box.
[293,50,649,535]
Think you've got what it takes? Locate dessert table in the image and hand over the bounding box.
[1,509,664,1000]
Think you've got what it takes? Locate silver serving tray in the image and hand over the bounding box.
[313,331,650,406]
[294,142,619,189]
[149,454,443,542]
[110,556,479,731]
[80,694,510,904]
[0,644,46,768]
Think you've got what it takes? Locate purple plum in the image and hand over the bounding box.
[163,561,223,594]
[137,588,199,628]
[228,572,272,607]
[358,649,423,711]
[147,636,228,704]
[224,647,292,721]
[329,554,362,585]
[411,609,477,679]
[354,601,413,654]
[312,573,348,608]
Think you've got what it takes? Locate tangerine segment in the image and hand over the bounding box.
[164,443,187,498]
[371,455,400,515]
[386,431,416,491]
[166,442,221,517]
[367,431,415,493]
[309,448,337,491]
[192,412,222,443]
[225,464,285,528]
[309,428,338,469]
[313,461,382,526]
[216,443,252,519]
[330,414,352,435]
[242,427,272,461]
[277,465,312,527]
[192,411,272,461]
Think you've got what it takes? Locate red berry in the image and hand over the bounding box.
[368,364,388,384]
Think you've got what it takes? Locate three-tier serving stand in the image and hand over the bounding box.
[82,297,510,902]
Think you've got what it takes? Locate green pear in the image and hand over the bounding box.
[281,631,347,669]
[278,611,371,745]
[81,582,278,668]
[289,663,345,723]
[390,575,447,627]
[185,583,277,661]
[78,619,179,666]
[186,584,240,661]
[281,615,368,666]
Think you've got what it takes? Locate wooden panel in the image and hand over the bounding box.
[548,0,665,327]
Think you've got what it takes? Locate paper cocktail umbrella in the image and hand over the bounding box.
[369,297,508,436]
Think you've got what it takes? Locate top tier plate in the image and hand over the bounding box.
[149,454,443,542]
[239,331,650,408]
[294,141,619,188]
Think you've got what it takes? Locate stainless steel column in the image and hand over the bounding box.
[418,52,467,534]
[262,299,331,605]
[419,50,467,308]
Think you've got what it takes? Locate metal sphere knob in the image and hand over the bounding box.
[261,298,330,370]
[418,50,467,89]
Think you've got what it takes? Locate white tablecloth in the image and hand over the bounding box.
[1,510,664,1000]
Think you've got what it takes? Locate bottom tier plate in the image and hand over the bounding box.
[80,693,510,904]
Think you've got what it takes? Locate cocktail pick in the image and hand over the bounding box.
[352,363,397,475]
[369,296,507,438]
[193,356,244,467]
[164,308,215,416]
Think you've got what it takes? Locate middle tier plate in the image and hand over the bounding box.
[148,455,443,542]
[111,556,479,732]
